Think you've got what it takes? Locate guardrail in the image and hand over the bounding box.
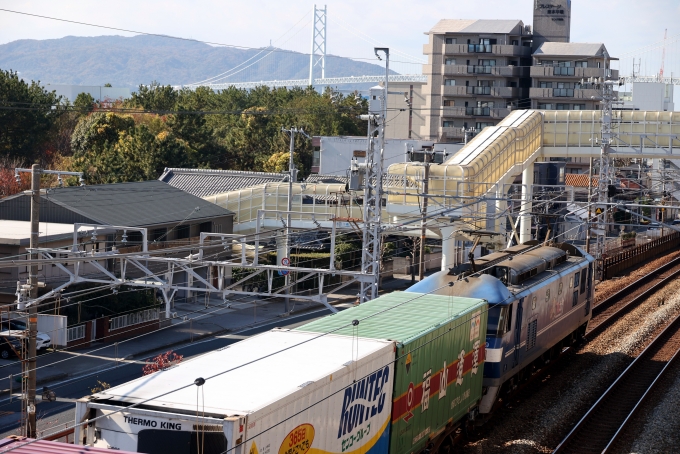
[110,308,159,331]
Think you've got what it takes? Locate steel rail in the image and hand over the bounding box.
[587,254,680,337]
[553,311,680,453]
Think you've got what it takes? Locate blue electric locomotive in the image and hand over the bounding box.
[406,242,594,414]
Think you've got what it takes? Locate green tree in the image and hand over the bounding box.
[128,81,178,112]
[0,69,64,162]
[74,92,96,114]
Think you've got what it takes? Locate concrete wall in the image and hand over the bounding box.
[318,136,435,176]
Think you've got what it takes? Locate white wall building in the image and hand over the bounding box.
[312,136,463,176]
[45,84,131,103]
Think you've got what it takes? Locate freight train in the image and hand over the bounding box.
[74,242,593,454]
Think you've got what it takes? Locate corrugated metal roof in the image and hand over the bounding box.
[429,19,523,35]
[533,42,607,57]
[0,180,233,227]
[296,291,486,345]
[0,436,138,453]
[159,168,288,198]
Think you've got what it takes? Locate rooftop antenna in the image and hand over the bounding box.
[660,29,667,80]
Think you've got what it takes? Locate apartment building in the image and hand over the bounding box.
[530,42,618,110]
[420,19,533,142]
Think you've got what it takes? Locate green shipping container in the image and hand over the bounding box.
[296,291,488,454]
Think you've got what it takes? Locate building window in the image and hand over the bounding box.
[151,228,167,242]
[312,150,320,167]
[540,82,553,88]
[442,121,455,127]
[445,58,456,65]
[573,104,586,110]
[444,79,456,86]
[475,122,494,129]
[478,59,496,66]
[445,38,456,44]
[443,100,455,106]
[575,61,588,67]
[176,224,190,240]
[556,103,570,110]
[538,103,553,109]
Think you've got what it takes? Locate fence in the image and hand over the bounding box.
[109,308,159,331]
[602,231,680,280]
[67,324,86,342]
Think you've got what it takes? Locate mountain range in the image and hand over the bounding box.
[0,34,388,88]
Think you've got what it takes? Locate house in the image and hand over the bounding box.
[159,168,289,199]
[0,180,235,304]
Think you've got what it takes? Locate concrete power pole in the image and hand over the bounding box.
[26,164,40,438]
[281,127,309,312]
[419,151,431,281]
[14,166,83,437]
[358,47,389,303]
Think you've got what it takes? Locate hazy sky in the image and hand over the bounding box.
[0,0,678,80]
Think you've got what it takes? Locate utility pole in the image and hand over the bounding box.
[358,47,389,303]
[26,165,39,438]
[14,166,83,437]
[419,150,431,281]
[281,127,309,312]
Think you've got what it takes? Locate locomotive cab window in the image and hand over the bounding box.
[580,269,587,294]
[488,305,512,337]
[573,272,580,288]
[495,267,509,285]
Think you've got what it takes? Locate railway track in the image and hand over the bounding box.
[587,254,680,337]
[553,311,680,454]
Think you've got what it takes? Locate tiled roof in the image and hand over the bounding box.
[429,19,524,35]
[565,174,599,188]
[159,168,289,198]
[305,174,349,185]
[533,42,608,57]
[0,180,233,226]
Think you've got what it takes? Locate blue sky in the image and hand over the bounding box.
[0,0,678,92]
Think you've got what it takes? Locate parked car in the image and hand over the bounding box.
[0,335,23,359]
[0,318,52,350]
[672,219,680,226]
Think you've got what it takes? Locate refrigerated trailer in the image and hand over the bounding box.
[75,329,395,454]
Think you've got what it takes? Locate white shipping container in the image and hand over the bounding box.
[75,329,395,454]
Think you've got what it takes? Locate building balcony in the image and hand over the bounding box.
[530,66,620,79]
[441,64,528,77]
[530,87,604,99]
[442,85,469,96]
[490,44,532,57]
[439,126,467,139]
[440,43,531,57]
[443,85,518,97]
[439,106,467,117]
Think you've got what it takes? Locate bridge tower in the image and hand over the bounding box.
[309,5,327,86]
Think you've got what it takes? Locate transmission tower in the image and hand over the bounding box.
[584,51,622,268]
[358,48,389,303]
[308,5,327,86]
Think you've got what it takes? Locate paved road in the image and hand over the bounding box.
[0,307,335,438]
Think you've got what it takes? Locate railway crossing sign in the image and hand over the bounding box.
[595,207,603,215]
[279,257,290,276]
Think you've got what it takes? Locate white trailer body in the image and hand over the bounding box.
[75,329,395,454]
